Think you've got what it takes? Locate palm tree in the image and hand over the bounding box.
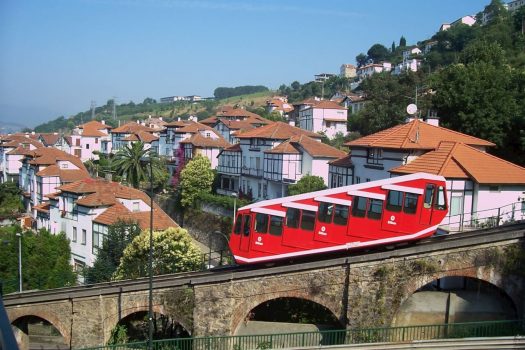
[113,142,151,189]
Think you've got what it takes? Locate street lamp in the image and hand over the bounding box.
[16,232,22,293]
[231,192,238,223]
[147,152,154,350]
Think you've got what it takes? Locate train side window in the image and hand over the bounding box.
[243,215,251,237]
[424,184,435,209]
[286,208,300,228]
[318,202,333,223]
[301,210,316,231]
[233,214,243,235]
[269,216,283,236]
[255,213,268,234]
[352,196,366,217]
[403,193,418,214]
[333,204,349,226]
[367,199,383,220]
[435,186,447,210]
[386,190,403,212]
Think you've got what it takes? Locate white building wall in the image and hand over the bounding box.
[310,158,330,185]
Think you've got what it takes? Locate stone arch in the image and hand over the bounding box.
[393,267,519,326]
[231,290,342,335]
[105,303,192,343]
[10,311,70,348]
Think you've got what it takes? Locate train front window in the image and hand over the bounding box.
[367,199,383,220]
[255,213,268,234]
[318,202,333,223]
[233,214,242,235]
[242,215,251,237]
[386,190,402,212]
[435,186,447,210]
[301,210,316,231]
[403,193,418,214]
[424,184,435,208]
[269,216,283,236]
[286,208,300,228]
[333,205,349,226]
[352,196,366,217]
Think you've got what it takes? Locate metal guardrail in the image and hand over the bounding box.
[76,319,525,350]
[444,201,525,232]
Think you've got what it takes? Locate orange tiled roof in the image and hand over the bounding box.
[45,192,61,200]
[175,121,215,134]
[165,120,193,128]
[111,122,156,133]
[345,119,495,150]
[79,120,112,130]
[136,131,159,143]
[180,132,231,148]
[329,154,353,167]
[291,135,346,158]
[268,98,294,113]
[236,122,322,140]
[123,134,139,141]
[39,133,61,146]
[2,137,44,149]
[311,100,347,110]
[6,145,38,156]
[26,148,86,170]
[33,202,50,213]
[36,164,90,182]
[390,142,525,184]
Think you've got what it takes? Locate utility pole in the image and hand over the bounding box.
[90,101,96,121]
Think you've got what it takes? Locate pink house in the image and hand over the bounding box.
[298,100,348,139]
[70,120,112,161]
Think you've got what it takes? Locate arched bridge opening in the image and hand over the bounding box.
[110,311,191,343]
[393,276,518,327]
[235,297,344,336]
[12,315,68,350]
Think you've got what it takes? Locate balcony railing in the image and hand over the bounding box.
[241,167,263,177]
[217,165,241,175]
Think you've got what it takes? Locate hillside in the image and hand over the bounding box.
[32,90,275,133]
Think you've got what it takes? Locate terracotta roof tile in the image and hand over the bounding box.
[291,135,346,158]
[311,100,347,110]
[346,119,495,150]
[79,120,112,130]
[33,202,50,213]
[329,154,353,167]
[179,132,231,148]
[390,142,525,184]
[39,133,61,146]
[36,164,90,182]
[236,122,322,140]
[111,122,156,133]
[26,148,86,170]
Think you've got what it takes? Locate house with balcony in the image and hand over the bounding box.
[40,178,178,267]
[328,118,525,229]
[356,62,392,80]
[0,134,43,183]
[216,122,344,200]
[18,147,89,221]
[70,120,112,161]
[110,122,158,154]
[179,129,231,169]
[297,100,348,139]
[213,116,272,144]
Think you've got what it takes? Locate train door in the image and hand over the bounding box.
[348,196,384,240]
[420,184,435,225]
[314,202,350,244]
[382,190,404,232]
[240,214,251,252]
[251,212,283,254]
[282,207,316,249]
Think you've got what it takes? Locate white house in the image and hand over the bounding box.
[356,62,392,80]
[298,100,348,139]
[0,134,43,183]
[216,122,345,200]
[41,178,178,267]
[329,119,525,230]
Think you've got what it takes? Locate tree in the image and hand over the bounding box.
[114,227,202,279]
[0,227,76,294]
[291,81,301,91]
[288,175,327,196]
[399,36,407,47]
[355,53,368,67]
[391,41,396,52]
[142,97,157,105]
[84,220,142,283]
[0,182,23,218]
[179,155,214,208]
[113,142,166,189]
[367,43,389,63]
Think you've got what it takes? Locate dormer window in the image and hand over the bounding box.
[132,202,140,212]
[205,132,211,138]
[61,163,69,169]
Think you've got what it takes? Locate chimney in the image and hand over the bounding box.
[178,117,181,121]
[31,131,35,135]
[159,117,163,121]
[53,132,58,135]
[425,110,439,127]
[101,120,105,125]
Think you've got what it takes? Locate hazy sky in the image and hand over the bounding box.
[0,0,489,128]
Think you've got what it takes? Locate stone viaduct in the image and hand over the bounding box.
[4,223,525,349]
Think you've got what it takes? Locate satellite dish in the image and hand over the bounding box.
[406,104,418,115]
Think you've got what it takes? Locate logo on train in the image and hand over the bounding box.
[318,226,327,236]
[387,215,397,225]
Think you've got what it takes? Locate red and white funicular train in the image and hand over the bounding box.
[229,173,448,264]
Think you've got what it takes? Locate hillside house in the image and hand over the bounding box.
[266,97,294,119]
[216,122,345,200]
[340,64,357,78]
[328,119,525,230]
[70,120,112,161]
[40,178,177,267]
[17,147,89,225]
[0,134,43,183]
[356,62,392,80]
[297,100,348,139]
[110,122,158,153]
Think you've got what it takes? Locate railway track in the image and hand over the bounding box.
[3,221,524,306]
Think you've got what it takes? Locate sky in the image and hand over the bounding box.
[0,0,490,128]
